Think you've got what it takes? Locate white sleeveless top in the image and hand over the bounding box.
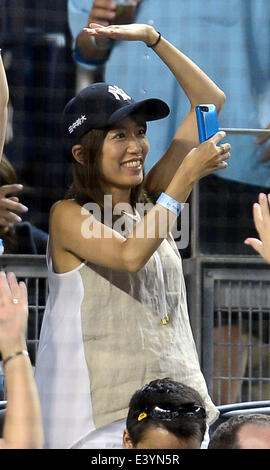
[35,216,218,449]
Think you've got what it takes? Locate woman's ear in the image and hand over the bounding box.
[123,429,134,449]
[72,144,85,165]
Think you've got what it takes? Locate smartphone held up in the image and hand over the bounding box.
[196,104,220,144]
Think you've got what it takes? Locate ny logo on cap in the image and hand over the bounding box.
[108,85,131,101]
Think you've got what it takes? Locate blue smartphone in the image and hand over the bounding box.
[195,104,219,143]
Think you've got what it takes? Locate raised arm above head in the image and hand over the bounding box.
[84,23,226,192]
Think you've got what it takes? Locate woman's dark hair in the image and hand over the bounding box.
[126,378,207,447]
[0,154,17,186]
[65,124,150,211]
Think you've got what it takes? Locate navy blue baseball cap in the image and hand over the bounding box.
[62,82,170,159]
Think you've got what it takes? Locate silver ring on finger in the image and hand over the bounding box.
[12,298,19,304]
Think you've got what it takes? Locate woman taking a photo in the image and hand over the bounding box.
[35,23,230,449]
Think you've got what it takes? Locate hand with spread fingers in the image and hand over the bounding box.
[0,184,28,229]
[245,193,270,264]
[0,51,28,230]
[0,155,47,255]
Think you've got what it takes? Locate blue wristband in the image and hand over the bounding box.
[156,192,183,216]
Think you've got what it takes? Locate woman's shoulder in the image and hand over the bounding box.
[49,199,82,230]
[50,199,81,216]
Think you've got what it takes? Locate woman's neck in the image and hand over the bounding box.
[108,188,135,217]
[107,187,132,207]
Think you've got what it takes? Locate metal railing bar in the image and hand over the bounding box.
[220,128,270,135]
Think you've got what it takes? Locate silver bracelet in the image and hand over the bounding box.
[3,350,29,368]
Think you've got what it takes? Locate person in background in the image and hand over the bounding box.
[0,49,27,226]
[0,271,43,449]
[123,377,207,449]
[208,414,270,449]
[0,49,46,252]
[34,23,229,449]
[0,44,47,401]
[0,154,47,254]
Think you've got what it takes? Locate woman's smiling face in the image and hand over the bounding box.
[99,116,149,196]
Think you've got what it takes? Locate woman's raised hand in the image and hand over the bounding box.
[181,131,231,182]
[0,271,28,351]
[84,22,157,46]
[245,193,270,263]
